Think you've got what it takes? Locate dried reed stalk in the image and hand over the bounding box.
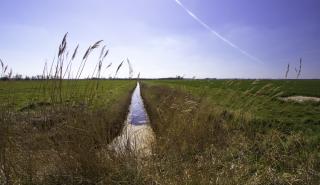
[63,44,79,79]
[285,63,290,79]
[114,60,124,78]
[296,58,302,79]
[127,58,133,79]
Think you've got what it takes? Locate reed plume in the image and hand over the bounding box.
[106,63,112,69]
[91,40,103,50]
[99,45,106,60]
[56,33,69,102]
[0,59,3,72]
[0,59,4,77]
[296,58,302,79]
[102,49,109,61]
[75,46,91,79]
[285,63,290,79]
[76,40,103,79]
[63,44,79,79]
[42,61,48,79]
[114,60,124,78]
[102,62,112,78]
[127,58,133,79]
[98,49,109,78]
[58,33,68,58]
[91,46,109,78]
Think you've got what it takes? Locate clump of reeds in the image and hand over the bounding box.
[0,33,140,184]
[0,59,12,80]
[42,33,115,104]
[285,58,303,79]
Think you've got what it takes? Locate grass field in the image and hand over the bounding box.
[0,80,138,184]
[143,79,320,130]
[140,79,320,184]
[156,79,320,97]
[0,80,136,109]
[1,79,319,184]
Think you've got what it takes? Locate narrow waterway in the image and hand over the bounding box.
[127,82,149,125]
[109,82,155,156]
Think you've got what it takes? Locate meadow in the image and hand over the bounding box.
[0,80,136,110]
[0,80,137,184]
[0,78,319,184]
[1,33,319,184]
[140,79,320,184]
[0,33,154,184]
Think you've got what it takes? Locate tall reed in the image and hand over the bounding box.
[0,33,137,184]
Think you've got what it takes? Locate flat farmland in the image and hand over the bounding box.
[140,79,320,184]
[0,80,137,184]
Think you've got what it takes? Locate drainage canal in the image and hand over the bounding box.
[109,82,155,156]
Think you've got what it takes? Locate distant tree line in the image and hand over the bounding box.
[0,74,46,81]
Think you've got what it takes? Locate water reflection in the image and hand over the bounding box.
[127,82,149,125]
[108,82,154,156]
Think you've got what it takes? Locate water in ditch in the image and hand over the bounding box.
[109,82,155,156]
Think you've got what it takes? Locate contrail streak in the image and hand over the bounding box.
[173,0,263,64]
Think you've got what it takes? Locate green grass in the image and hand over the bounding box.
[151,79,320,97]
[1,78,319,184]
[1,33,153,184]
[2,32,319,184]
[144,80,320,132]
[0,79,138,184]
[140,79,320,184]
[0,80,136,110]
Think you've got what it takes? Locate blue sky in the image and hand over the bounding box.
[1,0,320,78]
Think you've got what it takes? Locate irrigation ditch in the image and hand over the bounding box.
[109,82,155,156]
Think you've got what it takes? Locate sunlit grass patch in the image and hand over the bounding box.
[140,80,320,184]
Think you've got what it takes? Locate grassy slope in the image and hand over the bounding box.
[0,80,137,184]
[140,80,320,184]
